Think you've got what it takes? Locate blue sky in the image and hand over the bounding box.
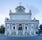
[0,0,42,25]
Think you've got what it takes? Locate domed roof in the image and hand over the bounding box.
[16,6,25,9]
[15,5,25,12]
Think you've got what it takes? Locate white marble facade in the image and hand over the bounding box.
[5,5,39,36]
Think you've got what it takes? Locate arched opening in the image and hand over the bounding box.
[18,24,23,35]
[18,24,22,30]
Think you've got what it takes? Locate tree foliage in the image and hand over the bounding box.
[38,24,42,34]
[0,25,5,34]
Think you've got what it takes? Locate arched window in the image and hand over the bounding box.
[25,27,27,29]
[13,27,15,29]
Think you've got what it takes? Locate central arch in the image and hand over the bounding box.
[18,24,23,35]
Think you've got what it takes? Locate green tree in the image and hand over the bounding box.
[39,24,42,33]
[0,25,5,34]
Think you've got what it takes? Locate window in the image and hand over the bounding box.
[13,27,15,29]
[26,24,28,25]
[18,27,22,30]
[18,24,22,30]
[25,27,27,29]
[13,24,15,25]
[19,24,22,26]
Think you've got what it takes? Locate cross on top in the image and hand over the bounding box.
[19,0,22,6]
[19,2,22,6]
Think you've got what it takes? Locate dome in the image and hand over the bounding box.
[15,5,25,12]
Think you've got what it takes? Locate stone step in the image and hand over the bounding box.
[0,35,42,40]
